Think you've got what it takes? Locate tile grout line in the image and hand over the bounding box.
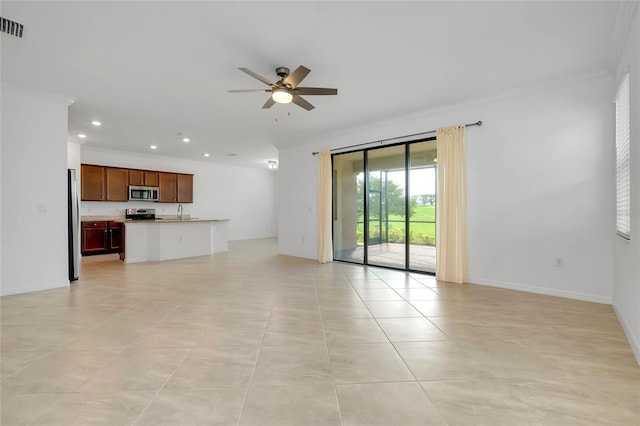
[127,279,220,425]
[315,269,346,426]
[328,268,453,424]
[235,271,276,426]
[369,271,453,426]
[127,307,195,424]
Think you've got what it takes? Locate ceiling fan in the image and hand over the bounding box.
[228,65,337,111]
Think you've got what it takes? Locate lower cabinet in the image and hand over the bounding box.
[108,221,121,251]
[119,223,126,261]
[81,221,121,255]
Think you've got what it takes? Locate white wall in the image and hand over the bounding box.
[80,147,278,241]
[1,84,74,296]
[278,71,615,304]
[612,5,640,362]
[68,141,81,170]
[278,144,320,260]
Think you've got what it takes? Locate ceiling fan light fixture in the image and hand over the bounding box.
[272,88,293,104]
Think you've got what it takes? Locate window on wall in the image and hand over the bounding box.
[615,73,631,240]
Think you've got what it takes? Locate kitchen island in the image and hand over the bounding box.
[119,218,230,263]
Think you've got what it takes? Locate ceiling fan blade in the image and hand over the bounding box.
[262,96,276,109]
[283,65,311,88]
[239,67,275,86]
[295,87,338,96]
[291,95,315,111]
[228,89,270,93]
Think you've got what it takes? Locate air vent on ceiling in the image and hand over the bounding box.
[1,16,24,38]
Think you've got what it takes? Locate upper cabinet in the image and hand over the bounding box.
[81,164,193,203]
[158,173,194,203]
[81,164,105,201]
[177,174,193,203]
[129,169,159,187]
[158,172,178,203]
[144,171,159,187]
[81,164,128,201]
[105,168,128,201]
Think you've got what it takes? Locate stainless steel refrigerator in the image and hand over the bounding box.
[68,168,79,281]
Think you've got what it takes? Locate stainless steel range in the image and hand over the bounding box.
[125,208,156,220]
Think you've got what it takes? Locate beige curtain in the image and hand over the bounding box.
[318,150,333,263]
[436,125,468,283]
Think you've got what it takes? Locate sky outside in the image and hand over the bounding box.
[357,167,436,197]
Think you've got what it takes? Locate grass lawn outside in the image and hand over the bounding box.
[356,205,436,245]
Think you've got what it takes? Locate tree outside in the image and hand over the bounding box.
[355,173,436,245]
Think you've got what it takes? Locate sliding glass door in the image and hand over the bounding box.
[332,139,437,273]
[366,145,406,269]
[408,142,437,272]
[333,151,365,264]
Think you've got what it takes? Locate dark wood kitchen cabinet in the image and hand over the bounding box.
[82,221,121,255]
[81,164,129,202]
[81,165,105,201]
[119,223,126,261]
[129,169,159,187]
[108,221,121,250]
[81,163,193,203]
[158,172,178,202]
[158,173,193,203]
[105,168,129,201]
[81,221,108,254]
[177,174,193,203]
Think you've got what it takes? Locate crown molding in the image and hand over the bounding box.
[1,81,76,106]
[607,1,639,72]
[282,68,612,150]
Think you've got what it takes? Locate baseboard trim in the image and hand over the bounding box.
[612,304,640,364]
[468,276,612,305]
[277,249,316,261]
[0,281,70,297]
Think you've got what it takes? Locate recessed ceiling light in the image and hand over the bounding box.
[182,138,190,143]
[204,153,210,157]
[91,120,102,126]
[150,145,157,150]
[78,134,87,139]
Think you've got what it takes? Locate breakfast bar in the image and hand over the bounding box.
[120,218,230,263]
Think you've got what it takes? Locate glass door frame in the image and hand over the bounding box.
[331,135,437,274]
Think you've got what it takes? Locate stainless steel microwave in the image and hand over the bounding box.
[129,185,159,201]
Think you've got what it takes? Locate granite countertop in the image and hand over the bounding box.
[82,215,230,223]
[124,218,230,223]
[81,215,124,221]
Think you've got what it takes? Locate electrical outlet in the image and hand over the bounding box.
[554,257,564,267]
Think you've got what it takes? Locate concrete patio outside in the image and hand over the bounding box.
[335,243,436,273]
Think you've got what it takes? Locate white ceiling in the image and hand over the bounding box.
[1,1,621,169]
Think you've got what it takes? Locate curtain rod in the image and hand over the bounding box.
[311,120,482,155]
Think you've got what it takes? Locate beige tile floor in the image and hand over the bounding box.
[1,238,639,425]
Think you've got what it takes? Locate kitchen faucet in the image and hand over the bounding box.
[177,204,183,219]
